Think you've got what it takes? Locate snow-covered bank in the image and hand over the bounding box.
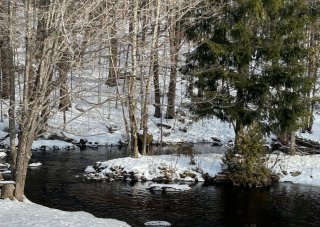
[0,199,130,227]
[85,153,320,187]
[32,139,76,150]
[268,153,320,186]
[84,154,223,182]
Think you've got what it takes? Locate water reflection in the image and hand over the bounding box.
[25,146,320,226]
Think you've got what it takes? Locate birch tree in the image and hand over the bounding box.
[127,0,139,157]
[140,0,161,154]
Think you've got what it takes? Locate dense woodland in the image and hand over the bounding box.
[0,0,319,198]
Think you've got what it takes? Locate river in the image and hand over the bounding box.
[25,145,320,226]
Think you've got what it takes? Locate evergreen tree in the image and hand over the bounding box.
[262,0,313,151]
[186,0,270,148]
[185,0,315,152]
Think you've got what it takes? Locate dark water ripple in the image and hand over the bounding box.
[25,146,320,227]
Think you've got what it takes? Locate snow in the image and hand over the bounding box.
[84,165,96,173]
[297,114,320,142]
[0,199,130,227]
[88,154,223,182]
[144,220,172,226]
[148,183,191,192]
[28,162,42,167]
[268,153,320,186]
[31,140,75,150]
[0,132,75,151]
[0,180,15,184]
[0,152,6,159]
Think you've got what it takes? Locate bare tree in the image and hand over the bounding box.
[127,0,140,157]
[13,0,112,201]
[140,0,161,154]
[165,0,204,119]
[106,1,118,86]
[152,1,161,118]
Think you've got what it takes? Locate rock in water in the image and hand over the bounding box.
[144,221,172,226]
[28,162,42,167]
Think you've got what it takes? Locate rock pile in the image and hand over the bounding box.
[84,161,203,183]
[84,162,143,182]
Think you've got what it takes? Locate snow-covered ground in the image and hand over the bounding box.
[268,152,320,186]
[0,199,130,227]
[43,74,236,146]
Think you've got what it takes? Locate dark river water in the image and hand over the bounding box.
[25,145,320,227]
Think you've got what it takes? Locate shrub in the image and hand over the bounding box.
[223,123,273,187]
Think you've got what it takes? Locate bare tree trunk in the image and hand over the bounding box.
[8,0,17,172]
[107,4,117,86]
[58,61,71,111]
[9,63,16,170]
[14,0,34,201]
[14,131,34,201]
[153,20,161,118]
[128,0,139,158]
[140,0,149,153]
[166,14,180,119]
[289,131,296,155]
[0,47,11,99]
[141,0,161,155]
[234,120,243,152]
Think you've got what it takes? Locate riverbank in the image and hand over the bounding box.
[0,198,130,227]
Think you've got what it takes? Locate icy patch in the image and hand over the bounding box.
[144,221,172,226]
[148,183,191,192]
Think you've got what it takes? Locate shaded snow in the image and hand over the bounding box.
[297,113,320,143]
[0,135,75,150]
[0,199,130,227]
